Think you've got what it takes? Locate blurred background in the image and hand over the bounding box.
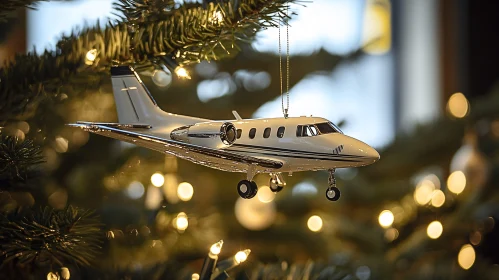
[1,0,499,279]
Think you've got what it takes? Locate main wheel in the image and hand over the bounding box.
[325,187,341,201]
[269,178,284,193]
[238,180,258,199]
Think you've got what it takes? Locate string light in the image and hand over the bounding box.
[458,244,476,270]
[447,171,466,194]
[447,92,469,118]
[177,182,194,201]
[378,210,394,228]
[151,172,165,187]
[307,215,323,232]
[426,221,443,239]
[85,49,98,65]
[192,273,200,280]
[210,11,223,24]
[210,240,223,256]
[234,249,251,264]
[175,66,191,79]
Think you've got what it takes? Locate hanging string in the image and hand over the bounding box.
[279,4,290,119]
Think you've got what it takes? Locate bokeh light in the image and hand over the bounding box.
[447,92,469,118]
[174,212,189,231]
[175,66,191,79]
[458,244,475,270]
[307,215,323,232]
[414,179,435,205]
[235,197,276,230]
[384,228,399,242]
[378,210,394,228]
[152,69,172,87]
[426,221,443,239]
[85,49,98,65]
[151,172,165,187]
[431,190,446,207]
[177,182,194,201]
[470,231,482,246]
[447,171,466,194]
[257,186,276,203]
[127,181,145,199]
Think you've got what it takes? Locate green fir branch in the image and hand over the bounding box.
[0,0,299,120]
[0,206,102,267]
[0,133,44,184]
[0,0,48,21]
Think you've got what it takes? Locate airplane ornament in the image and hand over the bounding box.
[69,66,380,202]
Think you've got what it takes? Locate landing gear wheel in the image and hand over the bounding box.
[269,178,284,193]
[238,180,258,199]
[325,187,341,201]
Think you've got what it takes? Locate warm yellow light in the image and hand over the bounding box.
[378,210,394,228]
[177,182,194,201]
[414,180,435,205]
[307,215,323,232]
[174,212,188,231]
[427,221,443,239]
[431,190,446,207]
[384,228,399,242]
[85,49,98,65]
[470,231,482,246]
[447,92,469,118]
[151,172,165,187]
[210,10,223,24]
[458,244,476,270]
[257,186,275,203]
[424,174,441,189]
[175,66,191,79]
[210,240,223,256]
[191,273,200,280]
[234,249,251,264]
[447,171,466,194]
[362,0,391,55]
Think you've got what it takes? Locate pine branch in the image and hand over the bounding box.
[0,206,102,267]
[0,132,44,188]
[0,0,299,120]
[0,0,47,21]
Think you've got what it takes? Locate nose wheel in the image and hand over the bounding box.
[237,180,258,199]
[326,168,341,201]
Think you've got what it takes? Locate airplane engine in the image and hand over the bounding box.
[170,121,237,149]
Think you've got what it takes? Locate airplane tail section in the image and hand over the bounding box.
[110,65,168,124]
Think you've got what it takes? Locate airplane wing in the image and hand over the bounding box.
[68,123,283,171]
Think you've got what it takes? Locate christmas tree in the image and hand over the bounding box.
[1,0,499,279]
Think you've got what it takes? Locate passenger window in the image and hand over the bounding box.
[309,126,318,136]
[249,128,256,139]
[236,129,242,139]
[277,126,285,138]
[263,127,271,138]
[296,125,303,137]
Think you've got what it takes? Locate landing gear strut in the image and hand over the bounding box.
[326,168,340,201]
[269,173,285,193]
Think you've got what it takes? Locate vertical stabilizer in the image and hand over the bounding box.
[111,66,165,124]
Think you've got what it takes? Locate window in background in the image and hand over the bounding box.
[27,0,114,51]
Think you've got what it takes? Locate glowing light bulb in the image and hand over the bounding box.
[210,11,223,24]
[210,240,223,256]
[177,182,194,201]
[427,221,443,239]
[447,171,466,194]
[191,273,200,280]
[447,92,469,118]
[175,66,191,79]
[431,190,446,207]
[307,215,323,232]
[85,49,98,65]
[458,244,475,270]
[174,212,188,231]
[378,210,394,228]
[234,249,251,264]
[151,172,165,187]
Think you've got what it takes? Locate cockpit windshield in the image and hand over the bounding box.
[296,122,343,137]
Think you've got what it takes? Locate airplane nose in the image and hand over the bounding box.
[344,137,380,166]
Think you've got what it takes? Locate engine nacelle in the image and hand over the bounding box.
[170,121,237,149]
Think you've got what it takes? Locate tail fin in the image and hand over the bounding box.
[110,65,166,124]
